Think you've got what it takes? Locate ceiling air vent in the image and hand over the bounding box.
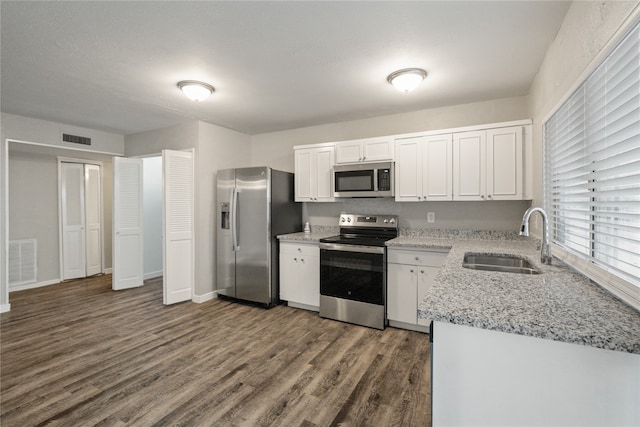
[62,133,91,146]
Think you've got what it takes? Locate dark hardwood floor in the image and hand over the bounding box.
[1,275,431,426]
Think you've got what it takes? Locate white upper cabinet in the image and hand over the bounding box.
[453,130,486,201]
[335,137,394,164]
[453,126,525,201]
[294,145,335,202]
[486,127,523,200]
[395,134,452,202]
[293,120,532,202]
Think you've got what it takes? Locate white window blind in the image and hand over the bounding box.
[544,22,640,308]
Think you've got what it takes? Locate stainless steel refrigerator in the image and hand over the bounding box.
[216,167,301,307]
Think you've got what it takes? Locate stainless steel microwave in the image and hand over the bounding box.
[333,162,394,197]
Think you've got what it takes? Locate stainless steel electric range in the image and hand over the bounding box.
[319,213,398,330]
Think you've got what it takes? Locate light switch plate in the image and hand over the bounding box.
[427,212,435,223]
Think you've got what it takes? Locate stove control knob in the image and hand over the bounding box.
[383,219,388,223]
[341,217,345,223]
[390,218,396,224]
[347,217,351,222]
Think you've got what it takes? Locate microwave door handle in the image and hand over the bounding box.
[373,170,378,192]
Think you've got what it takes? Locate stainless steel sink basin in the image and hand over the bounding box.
[463,253,541,275]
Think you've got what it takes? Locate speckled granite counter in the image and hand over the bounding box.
[388,234,640,354]
[277,226,339,243]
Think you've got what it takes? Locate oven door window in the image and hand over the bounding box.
[320,249,384,305]
[334,170,374,192]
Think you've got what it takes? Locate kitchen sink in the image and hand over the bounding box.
[462,253,541,275]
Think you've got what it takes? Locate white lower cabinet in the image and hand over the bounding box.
[387,247,449,332]
[279,242,320,311]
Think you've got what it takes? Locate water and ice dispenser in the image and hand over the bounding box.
[220,202,230,230]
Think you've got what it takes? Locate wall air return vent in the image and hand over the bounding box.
[62,133,92,146]
[9,239,37,288]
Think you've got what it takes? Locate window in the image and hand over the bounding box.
[544,22,640,309]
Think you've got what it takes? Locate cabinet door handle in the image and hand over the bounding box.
[410,269,414,273]
[420,270,425,274]
[415,257,420,261]
[294,258,297,261]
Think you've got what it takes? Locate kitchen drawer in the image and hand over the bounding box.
[388,248,449,267]
[280,242,319,257]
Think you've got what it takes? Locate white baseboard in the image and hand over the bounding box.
[388,320,430,333]
[143,271,162,280]
[103,268,113,274]
[286,301,320,312]
[0,303,11,313]
[192,291,218,303]
[9,278,61,292]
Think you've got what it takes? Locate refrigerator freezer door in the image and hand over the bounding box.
[235,167,271,304]
[216,168,236,298]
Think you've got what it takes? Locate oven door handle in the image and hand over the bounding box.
[319,243,385,254]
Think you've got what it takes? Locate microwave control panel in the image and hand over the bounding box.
[378,168,391,191]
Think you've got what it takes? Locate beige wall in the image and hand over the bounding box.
[2,112,125,154]
[250,96,529,172]
[125,121,199,157]
[196,121,251,296]
[8,151,59,283]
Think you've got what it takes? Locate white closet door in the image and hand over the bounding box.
[163,149,194,305]
[113,157,143,290]
[61,162,86,280]
[85,164,102,276]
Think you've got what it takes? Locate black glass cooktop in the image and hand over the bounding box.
[320,233,396,247]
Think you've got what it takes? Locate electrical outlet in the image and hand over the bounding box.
[427,212,435,223]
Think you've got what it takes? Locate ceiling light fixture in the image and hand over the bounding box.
[387,68,427,93]
[177,80,215,102]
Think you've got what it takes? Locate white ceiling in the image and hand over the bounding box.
[1,1,571,136]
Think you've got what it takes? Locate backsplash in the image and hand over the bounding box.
[303,198,531,232]
[400,228,528,241]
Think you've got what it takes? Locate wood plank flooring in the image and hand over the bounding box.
[1,275,431,426]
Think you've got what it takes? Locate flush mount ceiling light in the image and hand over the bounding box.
[177,80,215,102]
[387,68,427,93]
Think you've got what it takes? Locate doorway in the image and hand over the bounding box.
[59,159,103,280]
[142,156,162,280]
[111,149,194,305]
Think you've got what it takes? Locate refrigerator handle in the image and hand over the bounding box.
[231,187,239,251]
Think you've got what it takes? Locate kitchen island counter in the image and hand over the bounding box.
[387,235,640,354]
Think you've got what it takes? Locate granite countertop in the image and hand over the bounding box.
[387,234,640,354]
[277,226,339,243]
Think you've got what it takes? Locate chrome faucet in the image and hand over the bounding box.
[520,207,552,265]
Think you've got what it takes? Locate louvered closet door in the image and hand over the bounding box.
[113,157,143,290]
[61,162,86,280]
[163,149,194,305]
[85,164,102,276]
